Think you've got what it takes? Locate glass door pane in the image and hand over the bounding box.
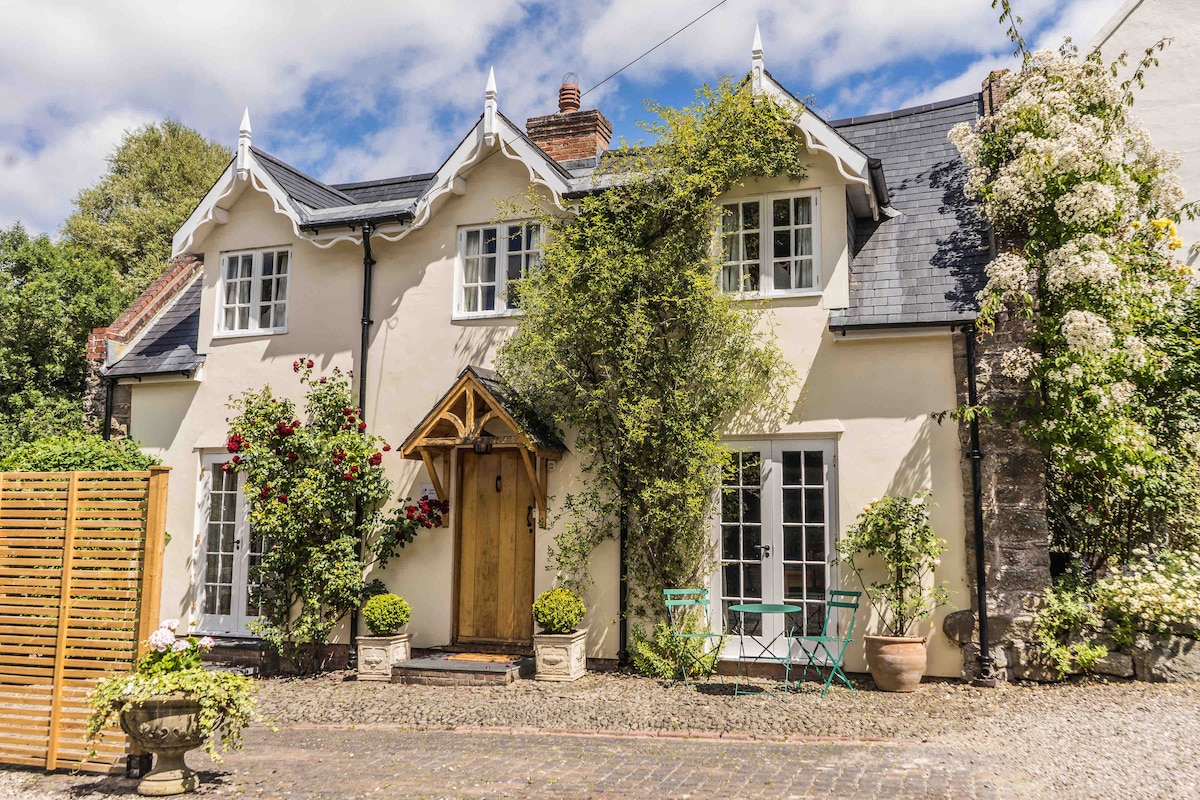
[719,450,764,636]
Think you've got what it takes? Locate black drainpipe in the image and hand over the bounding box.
[102,377,116,440]
[349,223,377,660]
[965,322,994,681]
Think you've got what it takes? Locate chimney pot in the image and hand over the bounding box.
[526,72,611,163]
[559,81,580,114]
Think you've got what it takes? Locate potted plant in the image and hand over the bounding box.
[834,491,951,692]
[356,593,412,681]
[86,620,257,796]
[532,587,588,681]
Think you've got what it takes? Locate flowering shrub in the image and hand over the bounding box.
[834,492,950,637]
[949,34,1200,565]
[86,620,257,760]
[1095,549,1200,643]
[1032,581,1108,677]
[224,360,443,671]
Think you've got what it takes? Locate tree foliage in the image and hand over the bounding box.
[62,119,230,294]
[0,224,127,447]
[950,43,1200,566]
[0,431,160,471]
[497,80,801,613]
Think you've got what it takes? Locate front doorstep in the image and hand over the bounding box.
[533,629,588,682]
[357,634,411,682]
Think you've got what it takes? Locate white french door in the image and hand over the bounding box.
[717,440,837,659]
[197,455,265,636]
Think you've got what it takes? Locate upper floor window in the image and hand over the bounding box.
[721,191,819,295]
[218,248,289,334]
[457,223,541,316]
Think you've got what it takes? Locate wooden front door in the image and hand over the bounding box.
[457,449,536,645]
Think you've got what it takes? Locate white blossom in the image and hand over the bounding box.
[1000,347,1041,381]
[147,627,176,653]
[1044,237,1121,292]
[1055,181,1120,229]
[1061,310,1114,353]
[983,252,1032,295]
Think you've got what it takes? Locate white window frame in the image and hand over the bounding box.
[454,222,542,319]
[719,189,821,297]
[214,246,291,337]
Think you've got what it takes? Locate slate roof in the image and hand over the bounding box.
[828,95,990,329]
[104,279,205,377]
[333,173,436,204]
[251,147,358,211]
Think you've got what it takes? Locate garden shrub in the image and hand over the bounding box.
[361,593,411,636]
[532,587,585,634]
[1,432,159,471]
[1032,580,1107,677]
[1095,549,1200,643]
[629,619,720,680]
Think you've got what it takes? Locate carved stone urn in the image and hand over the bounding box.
[533,629,587,681]
[119,694,203,796]
[357,633,411,681]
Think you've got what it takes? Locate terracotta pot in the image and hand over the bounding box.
[119,694,203,796]
[864,635,927,692]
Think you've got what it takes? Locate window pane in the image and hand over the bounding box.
[722,525,740,559]
[507,254,523,283]
[225,259,238,279]
[773,231,790,259]
[240,255,253,277]
[259,306,272,329]
[224,281,237,305]
[783,565,804,599]
[261,281,273,303]
[261,251,274,276]
[238,281,251,304]
[466,230,480,256]
[218,585,232,615]
[795,196,812,225]
[507,225,522,251]
[274,304,287,328]
[721,266,738,293]
[782,452,802,485]
[223,308,235,329]
[744,264,759,291]
[803,451,823,485]
[774,262,792,289]
[237,307,249,328]
[783,488,802,523]
[482,286,496,310]
[722,204,738,233]
[784,526,803,561]
[483,228,498,254]
[742,201,760,229]
[464,287,479,312]
[773,199,790,226]
[805,527,825,562]
[799,260,813,288]
[806,565,826,598]
[276,276,288,301]
[742,452,761,485]
[483,256,496,283]
[723,563,740,597]
[740,525,761,560]
[744,233,759,261]
[804,488,825,523]
[721,488,740,522]
[464,257,479,283]
[277,252,289,273]
[796,227,813,256]
[743,564,762,598]
[741,489,761,523]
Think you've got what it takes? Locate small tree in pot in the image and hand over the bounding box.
[357,593,412,681]
[532,588,587,681]
[835,491,951,691]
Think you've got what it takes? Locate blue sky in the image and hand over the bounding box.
[0,0,1131,234]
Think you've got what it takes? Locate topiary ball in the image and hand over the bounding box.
[532,587,586,634]
[362,593,411,636]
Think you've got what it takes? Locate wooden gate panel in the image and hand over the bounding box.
[0,469,167,773]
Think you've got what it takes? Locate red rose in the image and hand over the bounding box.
[368,452,382,466]
[306,359,314,369]
[350,465,360,473]
[346,415,356,424]
[277,494,288,503]
[343,472,354,481]
[292,360,300,373]
[343,407,353,415]
[382,444,391,452]
[405,507,415,519]
[231,455,242,465]
[221,462,232,473]
[358,422,367,432]
[287,452,299,462]
[319,377,327,384]
[261,485,271,498]
[226,434,244,453]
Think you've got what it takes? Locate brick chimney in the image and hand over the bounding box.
[981,69,1008,116]
[526,73,612,163]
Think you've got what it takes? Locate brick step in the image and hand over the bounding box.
[391,652,535,686]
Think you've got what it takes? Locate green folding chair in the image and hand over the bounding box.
[787,590,861,697]
[663,588,724,686]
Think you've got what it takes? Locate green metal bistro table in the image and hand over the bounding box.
[728,602,802,695]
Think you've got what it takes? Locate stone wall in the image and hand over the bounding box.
[946,318,1053,681]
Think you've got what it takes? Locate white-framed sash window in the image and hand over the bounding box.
[216,247,290,335]
[720,190,820,296]
[716,439,838,659]
[456,222,542,317]
[196,454,265,636]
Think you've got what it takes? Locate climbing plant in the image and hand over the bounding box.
[497,79,801,613]
[224,361,444,671]
[950,6,1200,567]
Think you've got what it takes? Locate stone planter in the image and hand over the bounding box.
[356,633,410,681]
[864,635,927,692]
[533,629,587,681]
[118,694,203,796]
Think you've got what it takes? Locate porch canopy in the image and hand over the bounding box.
[399,366,564,526]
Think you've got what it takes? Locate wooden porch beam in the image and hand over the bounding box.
[519,447,547,527]
[419,450,447,503]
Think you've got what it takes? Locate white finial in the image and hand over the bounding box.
[483,67,498,146]
[751,23,765,94]
[237,107,252,178]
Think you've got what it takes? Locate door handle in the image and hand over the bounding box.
[496,475,502,492]
[754,543,770,559]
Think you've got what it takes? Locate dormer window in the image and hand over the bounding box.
[217,248,290,335]
[456,223,542,317]
[721,190,820,295]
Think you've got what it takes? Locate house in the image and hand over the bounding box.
[87,30,995,678]
[1090,0,1199,263]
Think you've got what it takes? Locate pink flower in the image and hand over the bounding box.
[197,636,215,650]
[162,619,180,631]
[172,639,190,653]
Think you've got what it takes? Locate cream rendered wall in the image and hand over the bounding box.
[1092,0,1200,260]
[132,141,967,675]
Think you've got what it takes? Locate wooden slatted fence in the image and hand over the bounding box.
[0,468,168,773]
